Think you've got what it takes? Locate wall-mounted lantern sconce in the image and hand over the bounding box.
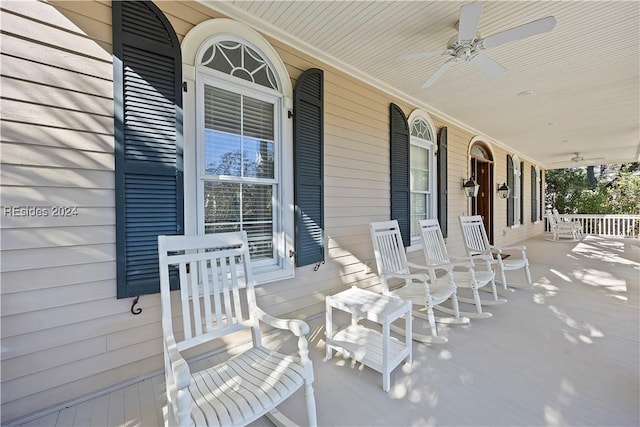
[462,177,480,198]
[497,182,510,199]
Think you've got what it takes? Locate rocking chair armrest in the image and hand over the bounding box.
[448,258,475,269]
[448,254,479,267]
[383,271,430,282]
[406,260,450,276]
[468,253,494,268]
[406,260,430,270]
[487,245,503,255]
[448,254,471,263]
[425,261,455,275]
[499,245,527,252]
[383,272,433,293]
[164,331,192,390]
[255,307,310,337]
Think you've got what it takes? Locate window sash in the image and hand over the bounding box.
[197,73,282,269]
[410,137,434,241]
[410,192,431,239]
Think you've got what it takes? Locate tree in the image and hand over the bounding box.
[545,168,589,213]
[546,162,640,214]
[606,170,640,214]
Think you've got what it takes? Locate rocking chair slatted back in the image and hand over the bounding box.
[419,219,449,264]
[459,215,491,256]
[369,220,410,284]
[159,233,258,352]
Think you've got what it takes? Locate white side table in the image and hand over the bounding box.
[326,287,412,392]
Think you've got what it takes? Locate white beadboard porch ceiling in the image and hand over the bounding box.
[203,1,639,169]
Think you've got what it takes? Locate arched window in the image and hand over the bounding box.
[183,19,294,283]
[408,111,437,245]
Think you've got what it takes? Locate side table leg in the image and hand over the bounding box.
[406,307,413,365]
[326,303,333,360]
[382,321,390,392]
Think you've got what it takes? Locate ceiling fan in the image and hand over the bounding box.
[552,152,605,165]
[395,3,557,88]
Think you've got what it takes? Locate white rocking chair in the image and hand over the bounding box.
[369,220,469,344]
[546,209,579,241]
[552,208,583,238]
[418,219,507,319]
[458,215,532,290]
[158,232,317,427]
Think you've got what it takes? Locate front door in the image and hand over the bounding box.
[471,158,494,244]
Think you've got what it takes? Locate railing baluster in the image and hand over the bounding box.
[545,214,640,238]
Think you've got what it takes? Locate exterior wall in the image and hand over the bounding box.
[0,0,545,422]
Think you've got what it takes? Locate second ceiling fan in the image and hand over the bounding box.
[396,3,557,88]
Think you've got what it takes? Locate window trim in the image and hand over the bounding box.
[182,19,294,284]
[407,110,437,250]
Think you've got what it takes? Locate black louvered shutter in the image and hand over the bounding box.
[437,127,448,237]
[531,165,537,222]
[390,104,410,246]
[113,1,183,298]
[520,161,525,224]
[506,155,514,226]
[294,69,324,266]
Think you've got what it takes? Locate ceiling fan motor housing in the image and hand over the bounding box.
[447,36,482,61]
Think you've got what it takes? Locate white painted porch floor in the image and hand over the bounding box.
[13,234,640,427]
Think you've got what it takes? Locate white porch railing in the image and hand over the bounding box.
[545,214,640,238]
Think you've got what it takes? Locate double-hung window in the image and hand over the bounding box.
[409,115,436,245]
[199,81,277,261]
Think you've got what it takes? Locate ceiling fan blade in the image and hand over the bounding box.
[458,3,483,42]
[470,53,505,78]
[422,59,456,89]
[394,50,447,62]
[481,16,557,49]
